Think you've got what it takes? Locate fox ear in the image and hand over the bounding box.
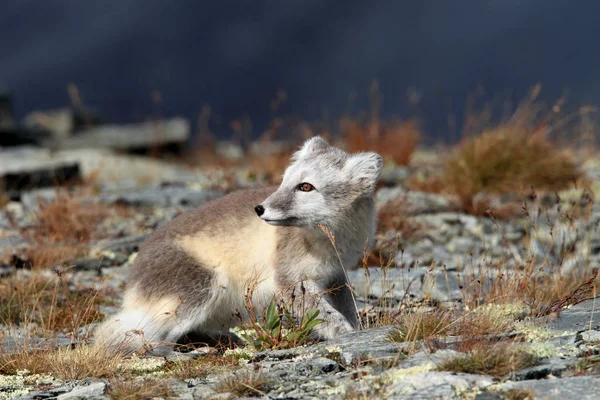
[293,136,330,160]
[345,152,383,193]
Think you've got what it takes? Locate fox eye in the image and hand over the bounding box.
[298,182,314,192]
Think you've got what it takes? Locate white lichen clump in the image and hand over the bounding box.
[0,370,59,400]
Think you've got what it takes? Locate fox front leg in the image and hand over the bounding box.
[299,280,357,340]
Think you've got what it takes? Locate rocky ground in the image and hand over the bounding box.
[1,147,600,399]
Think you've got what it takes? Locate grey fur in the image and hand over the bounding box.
[129,187,276,308]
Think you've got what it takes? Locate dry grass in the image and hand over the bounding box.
[437,342,539,379]
[11,190,131,269]
[388,309,454,344]
[342,118,420,166]
[166,359,213,380]
[388,303,519,351]
[216,371,270,398]
[0,270,103,332]
[444,124,580,212]
[108,379,176,400]
[376,196,422,238]
[0,191,10,209]
[32,192,108,242]
[0,344,123,380]
[458,254,598,319]
[165,355,239,380]
[407,87,587,216]
[246,148,295,184]
[502,388,536,400]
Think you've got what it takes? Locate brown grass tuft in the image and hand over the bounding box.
[342,119,420,166]
[216,371,270,398]
[459,257,598,319]
[13,190,130,269]
[502,388,536,400]
[437,342,539,379]
[389,309,454,345]
[108,379,176,400]
[0,270,104,333]
[444,124,580,212]
[0,344,123,380]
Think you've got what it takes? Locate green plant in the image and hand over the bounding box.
[239,300,324,351]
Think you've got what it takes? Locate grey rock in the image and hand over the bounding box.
[387,372,494,399]
[45,118,190,151]
[253,326,401,368]
[96,187,224,209]
[544,298,600,333]
[94,234,147,255]
[2,334,75,355]
[56,382,106,399]
[0,263,16,278]
[396,349,460,369]
[500,376,600,400]
[15,385,75,400]
[64,257,120,272]
[348,266,427,302]
[591,238,600,255]
[547,334,578,347]
[447,236,479,254]
[0,147,81,195]
[376,188,456,215]
[320,326,402,366]
[19,187,58,211]
[306,357,342,373]
[512,356,578,380]
[422,270,461,302]
[577,329,600,343]
[379,166,409,185]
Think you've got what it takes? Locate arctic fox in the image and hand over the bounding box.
[94,136,382,354]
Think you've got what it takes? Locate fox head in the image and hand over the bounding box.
[254,136,383,228]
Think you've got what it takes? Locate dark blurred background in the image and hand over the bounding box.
[2,0,599,143]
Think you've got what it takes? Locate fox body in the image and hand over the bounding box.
[95,137,382,354]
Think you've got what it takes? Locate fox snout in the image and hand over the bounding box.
[254,204,265,216]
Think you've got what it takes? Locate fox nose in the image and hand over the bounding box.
[254,205,265,217]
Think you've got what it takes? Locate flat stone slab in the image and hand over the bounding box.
[500,375,600,400]
[43,118,190,151]
[94,187,224,208]
[543,298,600,333]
